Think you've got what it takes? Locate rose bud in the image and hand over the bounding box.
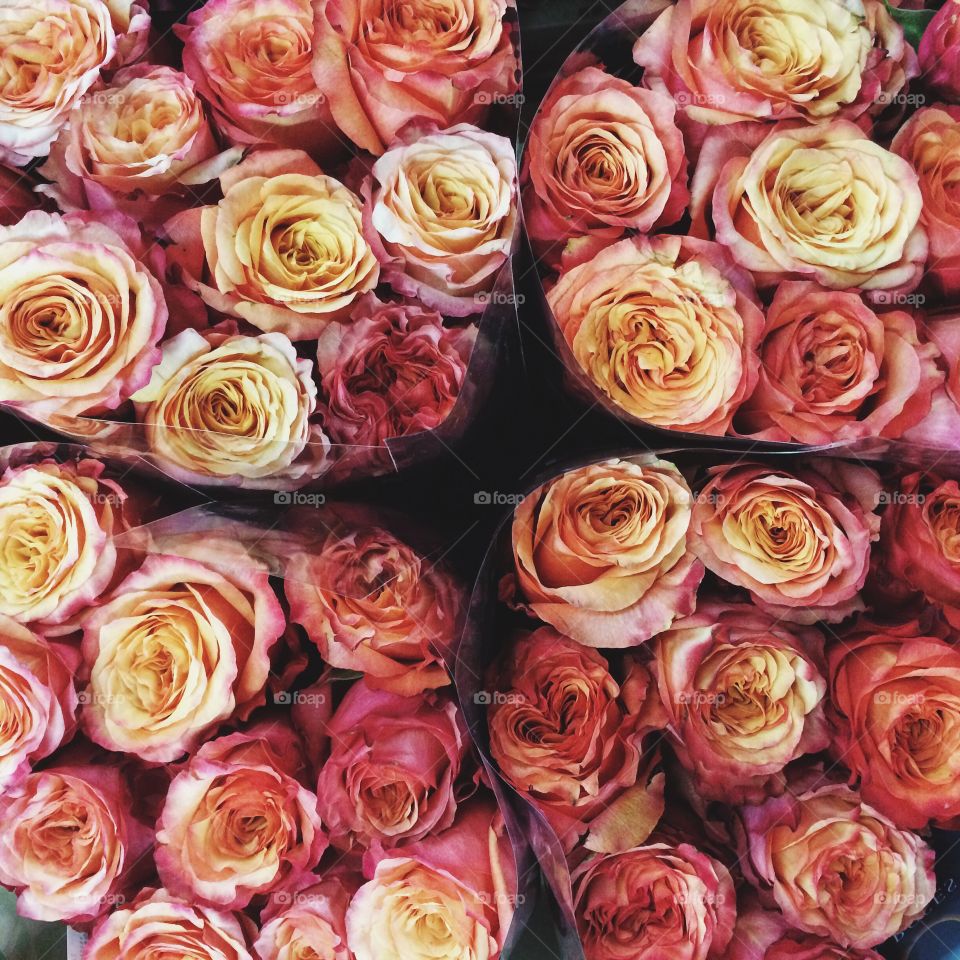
[487,626,667,851]
[689,461,881,623]
[156,722,327,910]
[0,211,165,418]
[132,328,326,486]
[176,0,338,157]
[919,0,960,103]
[829,622,960,829]
[741,783,935,948]
[346,801,517,960]
[80,549,284,762]
[738,282,940,443]
[365,124,517,316]
[653,602,828,803]
[691,121,927,299]
[0,764,152,923]
[547,236,763,434]
[523,64,688,267]
[85,887,256,960]
[634,0,916,127]
[510,457,702,647]
[311,0,517,155]
[165,149,379,340]
[316,294,476,445]
[285,525,462,696]
[0,0,149,165]
[572,842,736,960]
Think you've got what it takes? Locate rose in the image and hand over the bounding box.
[546,235,763,434]
[902,314,960,448]
[892,105,960,296]
[737,282,940,443]
[633,0,915,127]
[692,121,927,297]
[0,764,151,923]
[364,124,517,316]
[317,679,469,850]
[311,0,517,155]
[0,0,149,165]
[0,458,134,629]
[156,723,327,910]
[132,328,326,485]
[80,549,284,762]
[0,211,165,418]
[345,801,516,960]
[653,602,828,803]
[510,457,703,647]
[85,888,256,960]
[488,626,666,850]
[39,65,237,227]
[0,164,38,225]
[176,0,338,156]
[285,525,462,695]
[523,64,688,267]
[572,843,735,960]
[165,150,379,339]
[741,783,935,948]
[689,461,881,623]
[919,0,960,103]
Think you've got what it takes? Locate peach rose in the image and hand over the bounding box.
[693,121,927,297]
[0,0,149,164]
[653,602,828,803]
[85,888,256,960]
[285,525,462,696]
[80,549,284,762]
[901,313,960,448]
[0,764,152,923]
[311,0,518,155]
[690,461,881,623]
[634,0,915,127]
[523,64,687,267]
[176,0,339,156]
[0,210,165,418]
[510,458,703,647]
[547,235,763,434]
[132,328,327,486]
[488,626,666,851]
[572,843,735,960]
[738,282,940,443]
[364,124,516,316]
[0,163,38,225]
[741,783,935,948]
[919,0,960,103]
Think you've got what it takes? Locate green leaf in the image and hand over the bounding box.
[0,888,66,960]
[884,0,937,49]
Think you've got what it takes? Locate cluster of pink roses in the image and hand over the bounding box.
[480,451,960,959]
[0,0,520,486]
[524,0,960,449]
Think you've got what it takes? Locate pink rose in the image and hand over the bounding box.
[901,313,960,447]
[316,294,476,445]
[919,0,960,103]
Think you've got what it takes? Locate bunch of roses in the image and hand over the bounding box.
[478,451,960,959]
[0,0,520,486]
[523,0,960,449]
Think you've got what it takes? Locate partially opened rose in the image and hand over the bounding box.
[547,235,763,434]
[285,525,462,695]
[738,282,940,443]
[0,211,165,418]
[312,0,517,155]
[572,842,735,960]
[902,315,960,448]
[653,602,828,803]
[919,0,960,103]
[689,461,881,623]
[741,784,935,948]
[510,457,702,647]
[80,549,284,762]
[365,125,517,316]
[316,294,476,445]
[0,764,152,923]
[85,888,256,960]
[488,626,666,850]
[317,680,469,850]
[522,64,687,266]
